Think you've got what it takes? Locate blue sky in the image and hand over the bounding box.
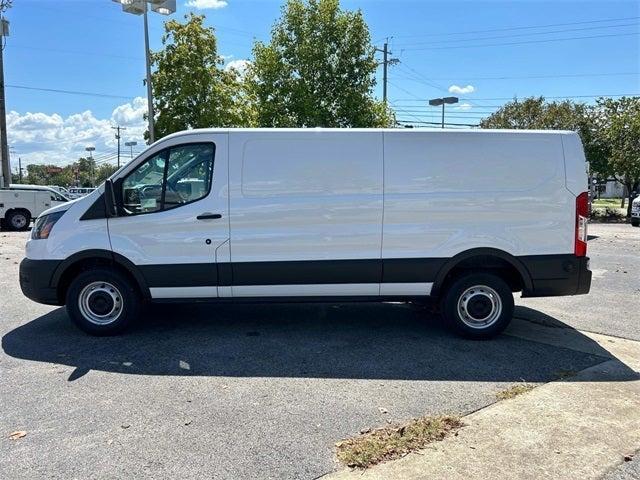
[4,0,640,166]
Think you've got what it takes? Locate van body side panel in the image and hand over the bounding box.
[228,131,384,296]
[382,131,575,265]
[561,132,589,196]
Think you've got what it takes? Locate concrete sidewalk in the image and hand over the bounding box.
[324,318,640,480]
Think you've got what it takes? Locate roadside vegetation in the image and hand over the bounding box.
[495,383,536,400]
[335,415,462,469]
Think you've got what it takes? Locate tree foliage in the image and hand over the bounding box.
[248,0,393,127]
[150,13,253,138]
[16,158,117,188]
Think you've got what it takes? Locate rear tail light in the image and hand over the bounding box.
[575,192,588,257]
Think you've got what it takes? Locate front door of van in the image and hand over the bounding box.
[108,133,229,299]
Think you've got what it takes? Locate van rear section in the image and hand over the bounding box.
[18,128,591,338]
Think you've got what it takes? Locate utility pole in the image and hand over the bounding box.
[17,156,20,182]
[376,40,399,104]
[0,8,10,188]
[143,3,155,144]
[112,125,126,168]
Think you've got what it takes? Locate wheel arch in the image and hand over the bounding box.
[430,248,533,298]
[51,249,150,303]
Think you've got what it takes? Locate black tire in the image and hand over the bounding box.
[65,267,140,336]
[632,219,639,227]
[441,273,514,339]
[6,210,30,231]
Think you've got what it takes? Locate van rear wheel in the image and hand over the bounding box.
[441,273,514,339]
[65,268,140,336]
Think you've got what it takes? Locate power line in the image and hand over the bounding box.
[401,32,639,51]
[395,22,639,47]
[397,120,479,127]
[391,16,640,39]
[6,84,136,100]
[10,44,142,61]
[393,72,639,81]
[392,93,640,102]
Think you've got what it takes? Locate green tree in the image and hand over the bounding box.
[95,164,119,185]
[479,96,591,131]
[150,13,251,139]
[590,97,640,216]
[248,0,392,127]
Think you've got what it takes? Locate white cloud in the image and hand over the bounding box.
[448,84,475,95]
[7,97,148,167]
[112,96,148,126]
[185,0,228,9]
[224,59,250,75]
[455,103,473,111]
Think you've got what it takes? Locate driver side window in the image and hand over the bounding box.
[120,142,214,216]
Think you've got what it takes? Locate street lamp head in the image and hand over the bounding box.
[113,0,146,15]
[443,96,459,105]
[428,98,444,106]
[151,0,176,15]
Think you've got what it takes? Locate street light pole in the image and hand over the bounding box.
[125,141,138,158]
[85,146,95,187]
[0,14,10,188]
[143,3,155,144]
[428,96,459,129]
[112,1,175,144]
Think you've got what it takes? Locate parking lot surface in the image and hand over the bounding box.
[0,223,635,479]
[518,223,640,341]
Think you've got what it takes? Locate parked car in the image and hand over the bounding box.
[1,188,68,230]
[19,128,591,338]
[48,185,71,197]
[67,187,95,199]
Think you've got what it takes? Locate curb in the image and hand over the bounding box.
[323,318,640,480]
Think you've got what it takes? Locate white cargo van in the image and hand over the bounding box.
[19,129,591,338]
[1,188,68,230]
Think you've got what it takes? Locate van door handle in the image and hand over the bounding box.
[197,213,222,220]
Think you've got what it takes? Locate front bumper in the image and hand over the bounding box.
[19,258,63,305]
[521,255,591,297]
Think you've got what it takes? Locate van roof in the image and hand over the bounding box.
[158,127,578,142]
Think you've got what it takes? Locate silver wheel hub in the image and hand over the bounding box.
[78,281,123,325]
[11,214,27,229]
[457,285,502,329]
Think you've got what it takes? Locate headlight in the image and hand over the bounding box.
[32,211,65,240]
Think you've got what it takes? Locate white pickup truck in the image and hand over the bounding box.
[0,188,69,230]
[632,195,640,227]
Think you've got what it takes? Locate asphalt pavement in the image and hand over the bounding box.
[518,223,640,341]
[0,223,636,479]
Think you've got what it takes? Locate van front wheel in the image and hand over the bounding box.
[441,273,514,339]
[65,268,140,336]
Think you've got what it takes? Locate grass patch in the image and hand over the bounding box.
[592,198,623,208]
[496,383,536,400]
[335,415,462,469]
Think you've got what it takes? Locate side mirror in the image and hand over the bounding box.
[104,179,118,217]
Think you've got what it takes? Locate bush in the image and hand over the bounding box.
[590,207,626,222]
